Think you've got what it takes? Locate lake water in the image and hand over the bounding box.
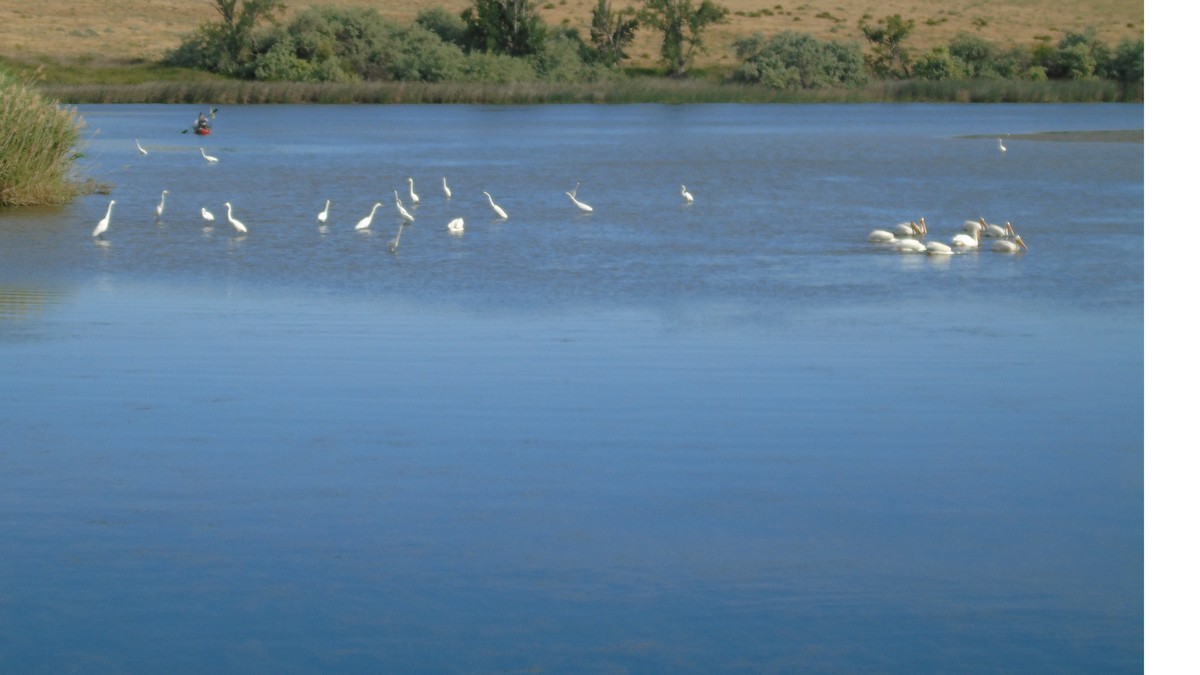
[1,103,1143,673]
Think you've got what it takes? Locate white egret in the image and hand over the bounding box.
[200,147,219,163]
[447,217,465,234]
[992,223,1028,253]
[681,185,694,203]
[998,138,1007,153]
[135,139,148,155]
[867,229,895,243]
[925,241,954,255]
[408,177,419,205]
[951,229,979,249]
[355,202,383,231]
[483,191,508,220]
[390,221,406,253]
[155,190,169,219]
[566,186,593,213]
[393,191,415,222]
[318,200,330,224]
[93,200,115,238]
[894,238,926,253]
[443,177,452,199]
[224,202,248,234]
[201,207,215,223]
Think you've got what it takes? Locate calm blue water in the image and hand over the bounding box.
[1,104,1143,673]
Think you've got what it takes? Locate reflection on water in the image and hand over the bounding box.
[0,104,1143,673]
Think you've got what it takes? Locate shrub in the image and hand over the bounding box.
[732,31,865,88]
[0,69,85,207]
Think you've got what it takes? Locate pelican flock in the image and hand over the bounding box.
[868,216,1029,257]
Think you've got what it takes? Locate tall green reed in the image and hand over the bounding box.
[1,69,85,207]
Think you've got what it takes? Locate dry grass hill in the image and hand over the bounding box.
[0,0,1143,72]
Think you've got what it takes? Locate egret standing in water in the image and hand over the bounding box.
[408,177,420,205]
[155,190,169,219]
[224,202,248,234]
[201,207,215,224]
[681,185,694,203]
[356,202,382,231]
[443,177,452,200]
[483,191,508,220]
[135,139,148,156]
[200,147,219,163]
[393,191,415,222]
[93,200,116,238]
[318,200,331,225]
[998,138,1007,153]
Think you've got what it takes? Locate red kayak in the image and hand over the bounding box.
[194,125,211,136]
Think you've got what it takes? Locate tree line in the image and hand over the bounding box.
[164,1,1143,91]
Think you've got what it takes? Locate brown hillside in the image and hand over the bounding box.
[0,0,1144,71]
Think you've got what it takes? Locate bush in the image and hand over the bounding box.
[0,68,85,207]
[732,31,865,89]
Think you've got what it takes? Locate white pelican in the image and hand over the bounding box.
[135,139,148,156]
[998,138,1007,153]
[963,219,985,235]
[483,191,508,220]
[992,223,1028,253]
[951,229,979,248]
[681,185,694,203]
[392,191,415,222]
[893,217,926,236]
[894,238,926,253]
[867,229,895,243]
[318,200,330,224]
[355,202,382,231]
[408,177,419,205]
[93,200,115,238]
[925,241,954,255]
[442,177,452,199]
[155,190,168,219]
[200,147,219,163]
[224,202,248,234]
[447,217,464,234]
[201,207,215,223]
[982,218,1009,238]
[566,186,593,213]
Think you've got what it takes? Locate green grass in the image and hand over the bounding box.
[36,74,1142,105]
[0,68,88,207]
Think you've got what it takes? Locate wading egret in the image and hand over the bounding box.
[201,207,215,223]
[998,138,1007,153]
[224,202,248,234]
[200,147,219,163]
[483,191,508,220]
[155,190,168,219]
[681,185,694,203]
[318,200,330,224]
[93,200,116,238]
[443,177,452,199]
[135,139,148,156]
[393,191,415,222]
[355,203,382,231]
[408,177,419,205]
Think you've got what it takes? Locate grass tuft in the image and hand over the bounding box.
[0,67,88,207]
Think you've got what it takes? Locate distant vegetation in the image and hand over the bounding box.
[0,68,86,207]
[144,0,1140,102]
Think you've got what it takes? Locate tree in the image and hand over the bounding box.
[858,13,914,78]
[640,0,728,77]
[209,0,288,74]
[732,32,865,89]
[461,0,548,58]
[590,0,640,67]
